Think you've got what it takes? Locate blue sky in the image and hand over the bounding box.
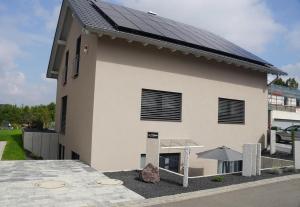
[0,0,299,105]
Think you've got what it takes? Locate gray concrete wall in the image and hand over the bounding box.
[261,156,294,169]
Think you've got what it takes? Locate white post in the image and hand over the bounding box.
[251,144,257,176]
[146,136,160,167]
[183,146,190,187]
[270,130,276,155]
[256,143,261,176]
[242,144,252,177]
[295,138,300,170]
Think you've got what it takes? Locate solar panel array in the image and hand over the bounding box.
[90,0,269,65]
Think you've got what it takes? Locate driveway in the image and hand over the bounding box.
[0,160,143,207]
[151,178,300,207]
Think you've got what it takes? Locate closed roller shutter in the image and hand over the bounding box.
[218,98,245,124]
[141,89,182,121]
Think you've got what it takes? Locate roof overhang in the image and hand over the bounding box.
[47,0,287,79]
[47,0,73,79]
[87,25,287,76]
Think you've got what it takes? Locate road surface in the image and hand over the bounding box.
[152,178,300,207]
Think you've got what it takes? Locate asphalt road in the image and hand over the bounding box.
[151,179,300,207]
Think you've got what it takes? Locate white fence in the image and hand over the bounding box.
[23,131,59,159]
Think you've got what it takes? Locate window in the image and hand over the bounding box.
[218,98,245,124]
[140,154,146,169]
[60,96,67,134]
[159,153,180,173]
[63,51,69,85]
[71,151,80,160]
[220,161,242,173]
[58,144,65,160]
[141,89,182,121]
[285,125,299,132]
[284,97,288,106]
[73,36,81,77]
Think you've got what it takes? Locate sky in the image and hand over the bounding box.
[0,0,299,105]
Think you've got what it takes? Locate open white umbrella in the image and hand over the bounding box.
[197,146,242,161]
[197,146,242,174]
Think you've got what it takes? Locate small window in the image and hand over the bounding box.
[220,161,243,173]
[63,51,69,85]
[141,89,182,121]
[58,144,65,160]
[73,36,81,78]
[140,154,146,169]
[218,98,245,124]
[60,96,67,134]
[71,151,80,160]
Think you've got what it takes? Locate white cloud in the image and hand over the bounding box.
[32,0,61,32]
[281,62,300,83]
[0,1,60,105]
[0,40,23,70]
[119,0,283,53]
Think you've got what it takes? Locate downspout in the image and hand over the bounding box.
[268,75,279,86]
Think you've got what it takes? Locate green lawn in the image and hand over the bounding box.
[0,129,26,160]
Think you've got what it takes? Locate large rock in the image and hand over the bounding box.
[140,163,160,183]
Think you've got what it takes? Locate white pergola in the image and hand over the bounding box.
[160,139,204,187]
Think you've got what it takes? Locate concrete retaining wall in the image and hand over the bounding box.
[23,131,59,159]
[261,156,294,169]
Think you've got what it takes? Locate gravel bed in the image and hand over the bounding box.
[105,169,299,198]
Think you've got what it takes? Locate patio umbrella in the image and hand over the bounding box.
[197,146,242,161]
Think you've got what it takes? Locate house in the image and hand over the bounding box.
[47,0,286,175]
[268,84,300,129]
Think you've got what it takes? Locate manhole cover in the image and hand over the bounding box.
[96,179,123,185]
[35,180,66,189]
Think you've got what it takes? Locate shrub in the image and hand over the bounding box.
[266,168,283,175]
[211,176,224,182]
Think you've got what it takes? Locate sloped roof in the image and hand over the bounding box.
[47,0,287,78]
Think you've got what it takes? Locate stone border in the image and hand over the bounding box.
[113,174,300,207]
[0,141,7,160]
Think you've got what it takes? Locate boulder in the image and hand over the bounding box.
[140,163,160,183]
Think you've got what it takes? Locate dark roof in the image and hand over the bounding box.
[47,0,287,78]
[269,84,300,99]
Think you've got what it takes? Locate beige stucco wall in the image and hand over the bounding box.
[55,19,97,164]
[90,36,268,175]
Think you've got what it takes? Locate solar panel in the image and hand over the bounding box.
[90,0,269,65]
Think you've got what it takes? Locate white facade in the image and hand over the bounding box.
[268,89,300,129]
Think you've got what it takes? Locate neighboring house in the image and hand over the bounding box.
[268,84,300,129]
[47,0,286,175]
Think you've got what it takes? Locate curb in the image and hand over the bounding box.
[113,174,300,207]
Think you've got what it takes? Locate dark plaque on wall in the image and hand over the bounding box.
[147,132,159,139]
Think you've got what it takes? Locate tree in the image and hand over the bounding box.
[286,78,299,89]
[273,78,286,87]
[273,77,299,89]
[0,103,56,129]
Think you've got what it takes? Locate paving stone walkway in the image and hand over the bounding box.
[0,141,7,160]
[0,160,144,207]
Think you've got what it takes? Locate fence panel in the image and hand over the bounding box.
[23,131,58,160]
